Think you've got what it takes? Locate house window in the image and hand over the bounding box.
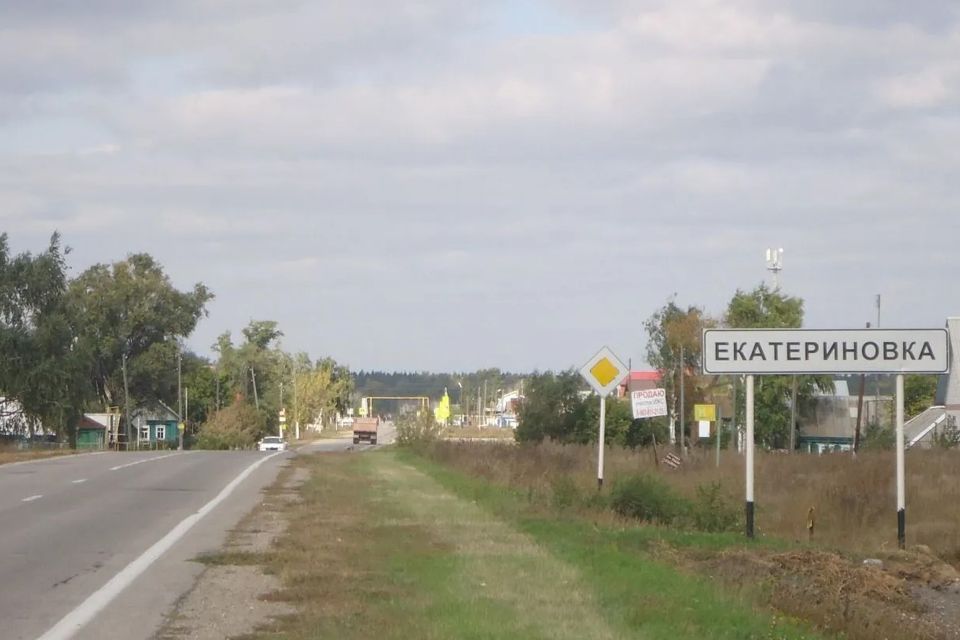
[139,425,149,441]
[156,425,166,441]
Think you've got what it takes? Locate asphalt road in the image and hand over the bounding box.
[0,438,351,640]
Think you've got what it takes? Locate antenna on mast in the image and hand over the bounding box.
[765,247,784,289]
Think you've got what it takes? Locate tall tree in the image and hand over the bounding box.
[516,370,585,443]
[644,299,711,446]
[0,233,89,440]
[725,284,827,448]
[213,320,286,423]
[68,253,213,411]
[292,356,353,429]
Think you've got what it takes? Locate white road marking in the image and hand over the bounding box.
[22,495,43,502]
[109,453,182,471]
[38,451,283,640]
[72,479,87,485]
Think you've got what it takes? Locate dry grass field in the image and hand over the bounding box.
[0,447,77,466]
[424,441,960,559]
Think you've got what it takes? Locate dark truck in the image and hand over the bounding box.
[352,417,379,445]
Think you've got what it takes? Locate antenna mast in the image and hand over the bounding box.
[765,247,784,289]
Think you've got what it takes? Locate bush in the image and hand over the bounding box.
[610,474,689,524]
[195,399,267,449]
[396,411,441,448]
[550,476,581,510]
[688,481,740,533]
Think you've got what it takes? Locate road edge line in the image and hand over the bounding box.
[37,452,283,640]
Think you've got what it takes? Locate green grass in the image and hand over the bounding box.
[234,449,827,639]
[398,450,824,640]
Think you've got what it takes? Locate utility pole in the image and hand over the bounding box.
[215,370,221,412]
[679,343,686,456]
[875,295,881,424]
[251,367,260,410]
[181,387,188,450]
[177,350,183,421]
[482,379,487,428]
[293,367,300,439]
[854,322,870,454]
[122,351,131,450]
[789,376,798,453]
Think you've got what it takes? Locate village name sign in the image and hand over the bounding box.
[703,328,950,375]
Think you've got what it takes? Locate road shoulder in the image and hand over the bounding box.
[155,465,307,639]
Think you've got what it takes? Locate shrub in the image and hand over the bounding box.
[550,475,581,510]
[195,399,266,449]
[396,411,441,448]
[610,474,690,524]
[688,481,740,533]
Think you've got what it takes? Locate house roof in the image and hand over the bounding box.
[78,415,107,431]
[628,371,661,382]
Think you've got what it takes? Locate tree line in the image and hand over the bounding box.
[0,233,351,447]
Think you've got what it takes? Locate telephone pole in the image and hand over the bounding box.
[679,343,686,455]
[122,351,131,450]
[250,367,260,410]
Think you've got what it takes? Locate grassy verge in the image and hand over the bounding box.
[0,448,79,465]
[406,444,952,640]
[244,449,823,639]
[397,450,822,640]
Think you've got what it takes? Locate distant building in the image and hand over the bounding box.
[903,316,960,449]
[132,404,181,449]
[798,381,856,453]
[620,371,661,397]
[78,413,116,449]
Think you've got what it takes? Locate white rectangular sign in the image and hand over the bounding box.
[703,328,950,374]
[631,388,668,419]
[698,420,711,438]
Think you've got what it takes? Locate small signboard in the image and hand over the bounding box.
[579,347,629,397]
[631,388,668,419]
[694,404,716,422]
[698,420,711,438]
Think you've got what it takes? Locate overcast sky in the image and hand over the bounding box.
[2,0,958,372]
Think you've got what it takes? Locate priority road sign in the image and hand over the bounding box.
[580,346,630,491]
[579,346,629,397]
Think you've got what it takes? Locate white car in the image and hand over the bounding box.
[258,436,288,452]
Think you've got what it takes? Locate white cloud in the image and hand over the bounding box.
[2,0,959,370]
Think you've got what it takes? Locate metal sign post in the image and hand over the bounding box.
[598,395,607,489]
[579,346,630,490]
[745,375,755,539]
[896,374,905,549]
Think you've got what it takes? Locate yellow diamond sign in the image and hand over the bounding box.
[590,358,619,388]
[580,346,629,396]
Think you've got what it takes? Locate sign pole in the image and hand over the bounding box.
[716,404,722,468]
[745,374,755,539]
[579,346,628,491]
[896,373,906,550]
[597,395,606,490]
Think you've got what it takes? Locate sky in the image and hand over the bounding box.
[2,0,959,372]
